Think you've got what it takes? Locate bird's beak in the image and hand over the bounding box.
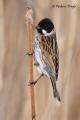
[35,26,41,30]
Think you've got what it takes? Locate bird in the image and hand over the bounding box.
[27,18,61,101]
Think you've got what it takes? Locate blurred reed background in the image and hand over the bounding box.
[0,0,80,120]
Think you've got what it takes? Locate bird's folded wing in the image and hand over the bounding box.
[39,35,59,80]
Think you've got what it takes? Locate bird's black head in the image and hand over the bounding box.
[36,18,54,35]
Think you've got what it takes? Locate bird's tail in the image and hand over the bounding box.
[50,77,61,101]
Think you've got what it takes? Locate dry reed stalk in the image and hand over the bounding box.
[26,7,36,120]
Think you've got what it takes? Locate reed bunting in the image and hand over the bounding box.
[27,18,60,101]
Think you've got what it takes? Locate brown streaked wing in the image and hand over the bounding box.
[39,34,59,80]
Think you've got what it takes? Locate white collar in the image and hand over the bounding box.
[44,29,56,36]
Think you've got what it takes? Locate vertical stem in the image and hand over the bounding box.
[26,7,36,120]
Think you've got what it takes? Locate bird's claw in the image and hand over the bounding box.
[26,52,33,56]
[28,81,37,86]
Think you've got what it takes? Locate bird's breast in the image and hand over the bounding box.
[34,47,43,65]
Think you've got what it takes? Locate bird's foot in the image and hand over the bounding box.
[28,80,37,86]
[26,52,33,56]
[28,74,44,86]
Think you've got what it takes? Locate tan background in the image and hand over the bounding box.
[0,0,80,120]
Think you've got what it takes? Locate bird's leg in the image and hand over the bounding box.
[26,52,39,66]
[26,51,33,56]
[26,52,33,56]
[28,74,44,86]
